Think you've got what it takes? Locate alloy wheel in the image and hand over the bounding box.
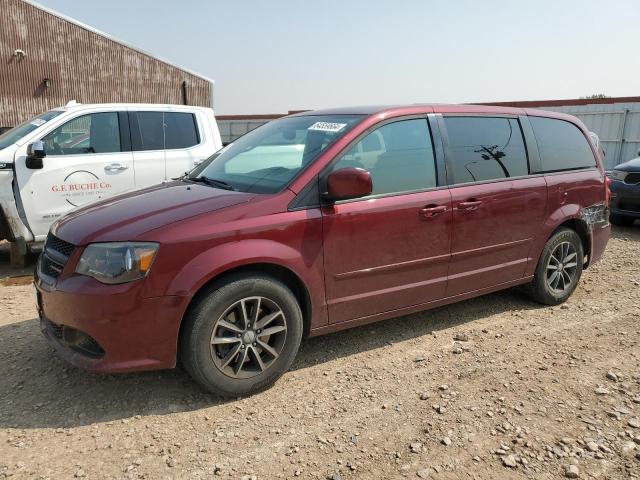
[546,241,578,293]
[210,296,287,379]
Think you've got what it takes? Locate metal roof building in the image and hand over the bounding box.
[218,97,640,169]
[0,0,214,130]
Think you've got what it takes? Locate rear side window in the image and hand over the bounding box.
[332,118,436,196]
[133,112,164,151]
[444,116,528,184]
[529,116,596,172]
[164,112,200,149]
[131,111,200,151]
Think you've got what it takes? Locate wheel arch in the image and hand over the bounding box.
[550,217,592,267]
[177,262,313,356]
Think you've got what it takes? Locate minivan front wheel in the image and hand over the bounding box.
[528,228,584,305]
[181,274,303,397]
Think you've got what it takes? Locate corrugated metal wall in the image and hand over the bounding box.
[0,0,212,128]
[536,103,640,170]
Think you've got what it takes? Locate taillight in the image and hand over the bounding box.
[605,176,612,206]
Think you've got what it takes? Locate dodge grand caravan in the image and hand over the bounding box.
[35,104,611,396]
[0,102,222,260]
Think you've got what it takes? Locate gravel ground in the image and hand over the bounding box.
[1,227,639,479]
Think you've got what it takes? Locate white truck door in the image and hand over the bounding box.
[129,111,167,186]
[163,111,210,178]
[14,111,135,240]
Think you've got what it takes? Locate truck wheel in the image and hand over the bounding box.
[610,214,635,227]
[181,274,303,397]
[527,228,584,305]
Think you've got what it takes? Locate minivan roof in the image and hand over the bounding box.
[292,104,580,124]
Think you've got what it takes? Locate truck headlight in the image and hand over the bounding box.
[75,242,159,284]
[609,169,627,181]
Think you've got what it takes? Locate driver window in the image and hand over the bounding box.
[42,113,121,156]
[332,119,437,196]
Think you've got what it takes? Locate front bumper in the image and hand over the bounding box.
[610,179,640,218]
[35,273,189,373]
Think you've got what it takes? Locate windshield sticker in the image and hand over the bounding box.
[308,122,347,133]
[30,118,46,127]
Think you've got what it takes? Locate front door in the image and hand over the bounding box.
[14,111,135,239]
[322,118,452,324]
[441,115,547,296]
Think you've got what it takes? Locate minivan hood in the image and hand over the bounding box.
[53,181,255,245]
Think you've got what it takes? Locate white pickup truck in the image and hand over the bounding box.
[0,102,222,264]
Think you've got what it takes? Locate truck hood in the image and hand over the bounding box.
[52,181,255,245]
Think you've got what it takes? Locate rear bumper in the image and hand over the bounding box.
[35,274,189,373]
[610,179,640,218]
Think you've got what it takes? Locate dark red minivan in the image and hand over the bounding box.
[35,105,611,396]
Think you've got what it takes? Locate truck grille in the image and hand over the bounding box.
[39,234,76,281]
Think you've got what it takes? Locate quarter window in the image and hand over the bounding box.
[42,112,121,155]
[444,116,528,184]
[332,119,437,196]
[529,116,596,172]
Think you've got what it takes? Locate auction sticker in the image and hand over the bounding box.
[308,122,347,133]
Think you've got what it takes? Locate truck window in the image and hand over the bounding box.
[444,116,528,184]
[42,112,121,155]
[131,112,164,151]
[0,110,63,151]
[164,112,200,149]
[529,116,596,172]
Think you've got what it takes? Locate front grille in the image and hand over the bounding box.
[624,172,640,185]
[40,255,65,278]
[39,234,76,281]
[45,234,75,257]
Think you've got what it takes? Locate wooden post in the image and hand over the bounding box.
[9,242,26,269]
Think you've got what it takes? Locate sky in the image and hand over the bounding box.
[35,0,640,114]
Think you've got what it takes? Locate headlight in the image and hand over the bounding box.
[75,242,159,284]
[609,169,627,181]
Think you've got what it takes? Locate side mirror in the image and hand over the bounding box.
[323,167,372,202]
[26,141,45,169]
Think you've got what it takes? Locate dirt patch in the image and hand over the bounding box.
[0,227,639,479]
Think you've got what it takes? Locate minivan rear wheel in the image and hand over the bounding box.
[181,274,303,397]
[527,228,584,305]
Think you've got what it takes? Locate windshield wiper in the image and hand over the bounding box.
[188,176,235,191]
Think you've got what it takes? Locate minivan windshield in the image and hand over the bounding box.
[190,114,364,193]
[0,110,63,151]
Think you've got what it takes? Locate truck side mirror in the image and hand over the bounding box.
[26,141,46,169]
[323,167,372,202]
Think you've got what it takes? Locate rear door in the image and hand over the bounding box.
[129,111,166,186]
[322,116,452,323]
[440,115,547,297]
[14,110,134,238]
[163,111,207,178]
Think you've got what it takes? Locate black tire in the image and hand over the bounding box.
[610,214,635,227]
[527,228,584,305]
[181,274,303,397]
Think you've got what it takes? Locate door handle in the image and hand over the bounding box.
[457,200,482,212]
[104,163,129,172]
[419,205,448,219]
